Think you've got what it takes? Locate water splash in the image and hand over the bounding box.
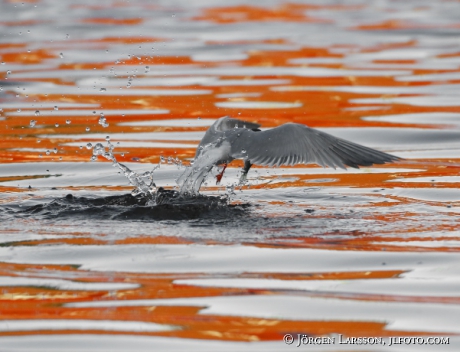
[91,137,233,202]
[98,114,109,128]
[91,140,159,202]
[176,141,225,195]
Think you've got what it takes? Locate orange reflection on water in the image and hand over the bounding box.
[0,260,447,341]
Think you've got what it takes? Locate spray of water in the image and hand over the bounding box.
[91,139,159,201]
[91,138,236,203]
[175,141,222,195]
[174,139,245,197]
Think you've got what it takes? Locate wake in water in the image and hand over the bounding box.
[0,139,245,222]
[4,191,246,221]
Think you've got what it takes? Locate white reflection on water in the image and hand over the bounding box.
[0,276,138,291]
[11,85,213,96]
[0,320,175,333]
[7,109,170,117]
[0,245,454,274]
[118,118,217,127]
[363,113,460,128]
[0,335,292,352]
[351,96,460,107]
[67,294,460,333]
[173,276,460,298]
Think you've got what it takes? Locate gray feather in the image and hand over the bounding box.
[225,123,399,169]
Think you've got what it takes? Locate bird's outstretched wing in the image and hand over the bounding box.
[227,123,400,169]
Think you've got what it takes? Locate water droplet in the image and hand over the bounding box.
[86,143,93,149]
[53,148,58,154]
[172,14,175,17]
[98,115,107,126]
[91,155,97,162]
[46,150,50,155]
[17,109,21,112]
[37,139,41,143]
[55,123,59,127]
[6,70,11,75]
[93,143,105,156]
[99,87,106,92]
[144,66,150,73]
[1,62,4,65]
[66,119,71,124]
[66,34,69,39]
[29,120,36,127]
[54,106,58,111]
[105,136,110,141]
[59,53,64,58]
[86,127,90,132]
[242,149,247,154]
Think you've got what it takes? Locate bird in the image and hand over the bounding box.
[176,116,400,194]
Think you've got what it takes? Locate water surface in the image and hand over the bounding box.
[1,0,460,351]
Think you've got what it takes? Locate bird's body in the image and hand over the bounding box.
[176,116,400,194]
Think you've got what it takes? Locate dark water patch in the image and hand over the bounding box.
[2,189,250,222]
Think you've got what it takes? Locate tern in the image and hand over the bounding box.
[177,116,400,194]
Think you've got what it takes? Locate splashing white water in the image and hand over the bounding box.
[175,137,252,196]
[91,138,236,199]
[176,141,227,195]
[91,140,159,199]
